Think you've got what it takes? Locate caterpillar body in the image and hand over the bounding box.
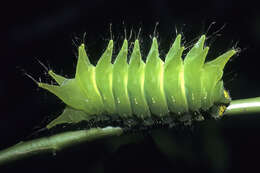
[38,34,236,130]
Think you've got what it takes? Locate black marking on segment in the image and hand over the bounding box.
[26,106,228,140]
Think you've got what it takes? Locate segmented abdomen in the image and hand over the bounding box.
[39,34,235,121]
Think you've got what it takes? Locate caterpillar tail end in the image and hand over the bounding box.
[48,70,67,86]
[38,82,61,95]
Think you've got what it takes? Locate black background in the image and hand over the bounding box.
[1,0,260,172]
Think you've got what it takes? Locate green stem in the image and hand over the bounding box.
[0,97,260,166]
[224,97,260,116]
[0,126,123,166]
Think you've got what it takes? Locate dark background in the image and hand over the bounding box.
[1,0,260,172]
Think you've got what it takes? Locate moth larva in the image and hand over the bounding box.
[38,34,236,129]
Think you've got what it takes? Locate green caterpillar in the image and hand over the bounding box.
[38,34,236,129]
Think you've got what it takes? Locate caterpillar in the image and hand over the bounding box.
[38,34,236,130]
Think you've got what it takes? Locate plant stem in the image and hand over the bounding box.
[0,126,123,166]
[224,97,260,116]
[0,97,260,166]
